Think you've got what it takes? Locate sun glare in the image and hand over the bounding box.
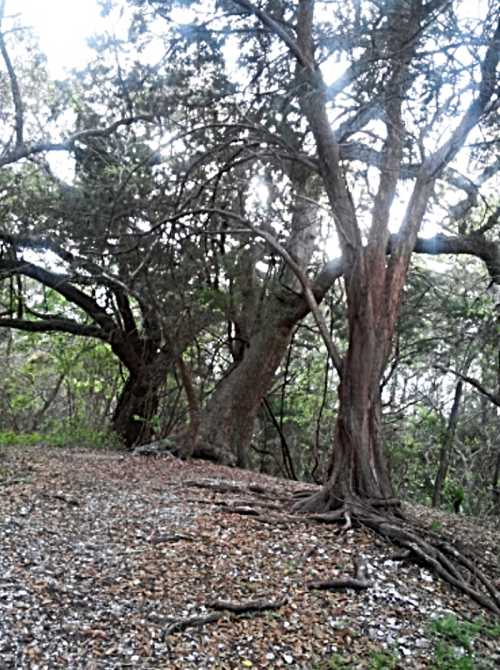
[13,0,104,76]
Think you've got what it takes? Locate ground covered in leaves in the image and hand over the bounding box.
[0,445,499,669]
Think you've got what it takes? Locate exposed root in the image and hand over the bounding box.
[372,520,500,616]
[164,596,287,636]
[206,596,288,613]
[293,493,500,616]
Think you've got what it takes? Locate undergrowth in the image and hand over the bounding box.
[0,427,122,450]
[313,615,499,669]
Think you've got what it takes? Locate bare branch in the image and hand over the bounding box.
[231,0,307,66]
[424,18,500,180]
[406,233,500,284]
[0,316,106,339]
[435,365,500,408]
[0,115,154,168]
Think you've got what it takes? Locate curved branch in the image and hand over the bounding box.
[406,233,500,284]
[194,207,344,375]
[0,316,106,339]
[0,258,115,331]
[435,365,500,408]
[231,0,307,66]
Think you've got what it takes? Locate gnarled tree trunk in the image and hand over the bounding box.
[192,173,327,466]
[297,251,396,512]
[112,370,159,447]
[111,349,174,448]
[193,319,294,467]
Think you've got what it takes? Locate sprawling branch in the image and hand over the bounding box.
[0,316,105,339]
[407,233,500,284]
[0,258,115,332]
[0,115,154,168]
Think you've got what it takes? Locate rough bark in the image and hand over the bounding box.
[296,248,397,512]
[111,351,173,448]
[288,1,498,517]
[193,174,324,466]
[194,315,295,467]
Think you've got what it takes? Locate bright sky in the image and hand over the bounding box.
[12,0,105,76]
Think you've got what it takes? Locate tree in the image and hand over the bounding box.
[214,0,499,521]
[0,4,223,446]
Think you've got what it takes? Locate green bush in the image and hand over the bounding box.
[0,430,44,446]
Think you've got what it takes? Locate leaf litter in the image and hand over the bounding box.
[0,445,498,669]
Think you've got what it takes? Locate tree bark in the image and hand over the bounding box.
[112,352,172,448]
[297,249,396,511]
[194,316,294,467]
[193,174,324,466]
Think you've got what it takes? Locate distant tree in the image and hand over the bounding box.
[0,4,218,446]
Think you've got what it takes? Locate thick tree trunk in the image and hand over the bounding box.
[192,174,322,466]
[112,373,158,447]
[297,290,394,513]
[112,354,172,448]
[193,321,294,467]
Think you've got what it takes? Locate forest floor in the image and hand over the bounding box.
[0,445,499,670]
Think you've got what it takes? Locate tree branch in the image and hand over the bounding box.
[0,19,23,147]
[231,0,307,66]
[404,233,500,284]
[188,207,345,375]
[0,316,105,339]
[0,258,116,331]
[0,115,154,168]
[434,365,500,408]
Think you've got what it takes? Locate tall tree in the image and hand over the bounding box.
[0,5,219,446]
[218,0,500,520]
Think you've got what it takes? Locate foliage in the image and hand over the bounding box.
[428,615,500,669]
[0,430,43,447]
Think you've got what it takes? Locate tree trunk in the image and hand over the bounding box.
[298,273,395,513]
[112,354,171,448]
[294,242,410,515]
[192,174,322,466]
[193,321,294,467]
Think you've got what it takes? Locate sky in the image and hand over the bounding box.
[12,0,105,77]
